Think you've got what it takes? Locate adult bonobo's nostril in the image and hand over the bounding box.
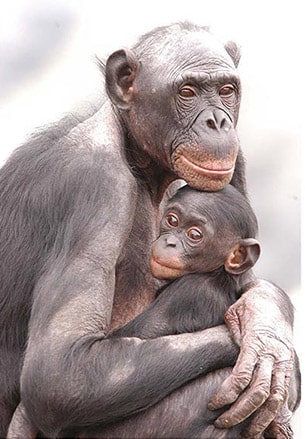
[206,118,217,130]
[205,109,232,132]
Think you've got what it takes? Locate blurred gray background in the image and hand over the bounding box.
[0,0,303,435]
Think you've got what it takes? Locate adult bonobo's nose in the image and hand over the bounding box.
[204,109,232,132]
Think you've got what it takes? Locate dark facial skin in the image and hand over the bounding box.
[106,29,242,193]
[150,188,259,280]
[150,195,219,280]
[3,22,297,439]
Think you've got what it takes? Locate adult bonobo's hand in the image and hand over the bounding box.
[208,279,294,437]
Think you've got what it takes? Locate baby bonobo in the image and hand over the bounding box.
[112,184,261,339]
[107,184,298,439]
[8,185,298,439]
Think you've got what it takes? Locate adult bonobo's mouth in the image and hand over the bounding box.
[172,145,238,191]
[178,155,235,177]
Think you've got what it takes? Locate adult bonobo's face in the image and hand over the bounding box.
[105,23,241,191]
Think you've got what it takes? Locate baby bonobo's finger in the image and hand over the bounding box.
[213,355,274,429]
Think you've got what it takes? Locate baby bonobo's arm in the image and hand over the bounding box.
[110,273,238,339]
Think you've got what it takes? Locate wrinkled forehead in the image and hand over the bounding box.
[140,30,236,74]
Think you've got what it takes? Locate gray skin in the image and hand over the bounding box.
[2,22,296,438]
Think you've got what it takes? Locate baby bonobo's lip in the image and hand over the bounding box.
[150,256,183,280]
[150,256,181,270]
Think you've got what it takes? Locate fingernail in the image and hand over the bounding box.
[214,418,229,429]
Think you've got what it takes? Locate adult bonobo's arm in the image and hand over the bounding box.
[208,279,295,436]
[18,107,237,438]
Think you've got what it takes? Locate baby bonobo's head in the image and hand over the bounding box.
[151,185,260,280]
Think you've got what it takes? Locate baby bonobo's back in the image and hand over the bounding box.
[111,184,261,339]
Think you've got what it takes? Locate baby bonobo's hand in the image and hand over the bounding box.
[208,280,294,438]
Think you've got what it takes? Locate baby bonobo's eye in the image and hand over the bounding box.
[186,227,203,241]
[166,213,179,227]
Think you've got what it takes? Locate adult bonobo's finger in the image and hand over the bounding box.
[223,302,242,344]
[208,343,259,410]
[243,362,292,438]
[213,355,274,429]
[264,404,293,439]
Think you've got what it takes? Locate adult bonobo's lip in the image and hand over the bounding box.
[172,144,238,191]
[179,155,234,177]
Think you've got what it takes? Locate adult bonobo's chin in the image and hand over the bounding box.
[2,22,297,439]
[105,26,242,192]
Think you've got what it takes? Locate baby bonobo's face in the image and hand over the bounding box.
[150,208,214,280]
[150,191,227,280]
[150,186,260,281]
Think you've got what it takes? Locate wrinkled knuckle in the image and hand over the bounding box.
[271,389,286,403]
[232,370,252,390]
[245,420,269,438]
[266,422,293,439]
[251,388,270,407]
[267,392,285,411]
[224,308,235,322]
[274,360,291,374]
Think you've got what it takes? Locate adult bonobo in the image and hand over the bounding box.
[0,22,296,438]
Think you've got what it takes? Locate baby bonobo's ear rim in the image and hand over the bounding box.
[224,238,261,275]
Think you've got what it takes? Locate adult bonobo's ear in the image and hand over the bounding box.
[105,49,139,110]
[224,238,261,275]
[224,40,241,67]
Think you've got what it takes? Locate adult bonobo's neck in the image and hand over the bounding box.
[74,100,176,207]
[116,112,177,206]
[230,149,248,198]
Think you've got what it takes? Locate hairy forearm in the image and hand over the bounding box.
[21,326,238,436]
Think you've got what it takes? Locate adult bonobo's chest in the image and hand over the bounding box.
[110,186,158,330]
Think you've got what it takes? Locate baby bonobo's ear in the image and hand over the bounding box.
[224,238,261,275]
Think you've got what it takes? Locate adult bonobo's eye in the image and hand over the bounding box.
[166,213,179,227]
[186,227,203,241]
[219,84,235,98]
[179,86,195,98]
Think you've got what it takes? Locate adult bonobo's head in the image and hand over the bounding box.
[150,185,260,280]
[105,22,242,191]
